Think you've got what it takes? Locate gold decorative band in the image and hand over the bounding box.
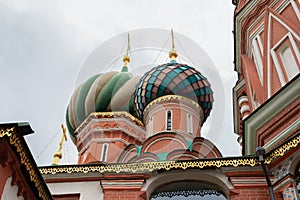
[39,133,300,175]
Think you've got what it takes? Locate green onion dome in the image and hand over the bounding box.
[66,70,141,142]
[134,62,213,123]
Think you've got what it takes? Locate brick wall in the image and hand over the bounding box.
[230,187,283,200]
[104,189,145,200]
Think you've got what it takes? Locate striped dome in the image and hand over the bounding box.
[134,62,213,123]
[66,71,141,142]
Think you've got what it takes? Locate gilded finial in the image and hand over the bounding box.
[169,29,178,61]
[51,124,67,165]
[122,33,131,70]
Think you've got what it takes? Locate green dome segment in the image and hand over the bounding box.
[66,71,141,142]
[85,71,119,115]
[134,62,213,123]
[75,74,100,123]
[65,106,76,143]
[95,72,132,112]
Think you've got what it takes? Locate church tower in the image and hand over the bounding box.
[65,31,222,164]
[232,0,300,154]
[232,0,300,198]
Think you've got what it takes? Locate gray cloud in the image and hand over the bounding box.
[0,0,239,166]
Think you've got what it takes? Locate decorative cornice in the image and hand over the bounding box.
[0,127,15,137]
[243,74,300,155]
[0,126,52,200]
[40,132,300,175]
[75,112,144,135]
[264,134,300,164]
[39,158,258,175]
[144,95,203,118]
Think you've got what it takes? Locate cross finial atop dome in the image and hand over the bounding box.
[51,124,67,165]
[169,29,178,62]
[122,33,131,72]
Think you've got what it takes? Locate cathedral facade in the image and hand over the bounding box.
[0,0,299,199]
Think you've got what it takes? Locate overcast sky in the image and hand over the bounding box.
[0,0,240,166]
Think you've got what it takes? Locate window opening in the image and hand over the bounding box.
[167,110,172,130]
[280,46,299,80]
[101,143,108,162]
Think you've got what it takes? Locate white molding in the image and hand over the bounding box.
[235,0,281,73]
[78,137,130,155]
[291,0,300,20]
[270,30,300,84]
[248,24,264,58]
[76,117,145,142]
[257,34,264,56]
[238,96,249,106]
[267,13,272,98]
[269,12,300,41]
[233,79,246,134]
[240,105,250,115]
[244,75,300,155]
[288,32,300,64]
[271,49,286,85]
[76,116,145,138]
[252,41,264,84]
[263,118,300,150]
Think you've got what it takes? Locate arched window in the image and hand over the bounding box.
[280,45,299,80]
[252,38,263,84]
[166,110,172,130]
[149,117,153,136]
[101,143,108,162]
[187,113,193,135]
[150,181,227,200]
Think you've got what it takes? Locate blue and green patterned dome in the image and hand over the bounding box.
[134,62,213,123]
[66,69,141,142]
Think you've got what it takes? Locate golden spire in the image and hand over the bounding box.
[123,33,131,68]
[169,29,178,61]
[52,124,67,165]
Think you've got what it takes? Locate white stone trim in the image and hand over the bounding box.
[243,75,300,155]
[76,117,145,139]
[78,137,129,155]
[240,105,250,115]
[291,0,300,20]
[238,96,249,106]
[263,118,300,150]
[267,13,272,98]
[270,31,300,84]
[271,49,287,86]
[234,0,280,73]
[257,34,264,56]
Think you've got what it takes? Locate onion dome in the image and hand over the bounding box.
[134,62,213,123]
[66,34,140,142]
[134,29,213,123]
[66,70,140,142]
